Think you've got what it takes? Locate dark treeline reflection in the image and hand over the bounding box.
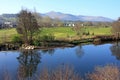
[41,46,85,58]
[110,42,120,60]
[41,48,55,55]
[17,50,41,79]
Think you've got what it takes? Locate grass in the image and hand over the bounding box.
[40,27,76,39]
[0,28,18,43]
[85,27,112,35]
[0,26,112,43]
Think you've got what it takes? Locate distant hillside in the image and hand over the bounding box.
[41,11,114,22]
[0,14,17,23]
[0,11,114,23]
[2,14,17,18]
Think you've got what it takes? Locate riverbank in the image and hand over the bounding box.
[0,35,118,51]
[0,27,117,50]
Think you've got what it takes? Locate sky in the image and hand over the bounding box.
[0,0,119,20]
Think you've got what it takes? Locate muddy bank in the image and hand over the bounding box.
[0,43,21,51]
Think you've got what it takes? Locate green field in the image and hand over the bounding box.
[40,27,76,39]
[0,27,112,43]
[0,28,18,43]
[85,27,112,35]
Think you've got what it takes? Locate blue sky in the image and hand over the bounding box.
[0,0,119,20]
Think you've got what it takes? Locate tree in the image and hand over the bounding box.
[84,21,93,26]
[17,10,39,44]
[73,22,83,39]
[42,16,52,27]
[52,18,63,27]
[112,18,120,40]
[33,12,44,27]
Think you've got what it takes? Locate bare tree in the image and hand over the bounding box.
[42,16,52,27]
[17,9,39,45]
[52,18,63,27]
[73,22,83,39]
[112,18,120,40]
[33,12,44,27]
[88,64,120,80]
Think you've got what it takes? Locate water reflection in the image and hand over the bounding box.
[41,48,55,55]
[110,42,120,60]
[17,50,41,79]
[75,45,84,58]
[1,43,120,79]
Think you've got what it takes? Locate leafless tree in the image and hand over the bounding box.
[42,16,52,27]
[52,18,63,27]
[73,22,83,39]
[87,64,120,80]
[38,65,82,80]
[112,18,120,40]
[17,9,39,44]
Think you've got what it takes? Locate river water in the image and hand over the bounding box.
[0,43,120,79]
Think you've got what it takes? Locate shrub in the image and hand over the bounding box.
[38,65,82,80]
[0,65,82,80]
[92,32,94,35]
[32,35,43,46]
[93,38,101,44]
[86,31,90,35]
[33,39,41,46]
[87,64,120,80]
[12,35,22,43]
[1,64,120,80]
[33,34,55,46]
[42,34,55,41]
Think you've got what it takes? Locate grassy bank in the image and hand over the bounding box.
[0,27,112,43]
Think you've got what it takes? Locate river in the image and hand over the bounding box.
[0,42,120,79]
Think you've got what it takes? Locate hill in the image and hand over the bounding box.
[0,11,114,23]
[42,11,114,22]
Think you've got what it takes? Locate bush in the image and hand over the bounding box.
[12,35,22,43]
[33,39,41,46]
[42,34,55,41]
[32,35,42,46]
[1,64,120,80]
[33,34,55,46]
[1,65,82,80]
[38,65,82,80]
[86,31,90,35]
[87,64,120,80]
[92,32,94,35]
[93,38,101,44]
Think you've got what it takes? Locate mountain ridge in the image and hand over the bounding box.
[41,11,114,22]
[0,11,114,22]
